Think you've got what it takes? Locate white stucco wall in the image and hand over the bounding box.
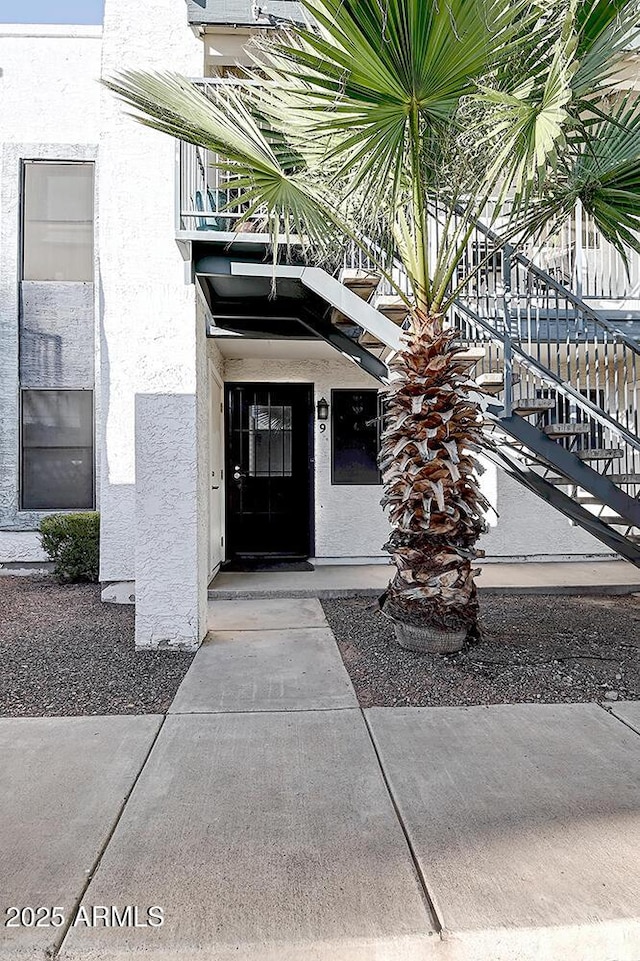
[479,463,614,559]
[99,0,207,648]
[0,26,102,144]
[0,531,46,565]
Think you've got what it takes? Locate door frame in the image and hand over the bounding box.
[224,382,315,560]
[208,362,225,577]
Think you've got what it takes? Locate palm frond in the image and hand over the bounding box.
[573,0,640,98]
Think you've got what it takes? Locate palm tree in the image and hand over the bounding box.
[105,0,640,649]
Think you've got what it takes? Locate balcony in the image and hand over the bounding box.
[176,81,640,312]
[185,0,308,28]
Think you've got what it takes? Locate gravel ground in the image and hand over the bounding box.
[0,577,194,716]
[322,593,640,707]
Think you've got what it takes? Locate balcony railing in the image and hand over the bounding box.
[178,139,269,236]
[177,80,640,301]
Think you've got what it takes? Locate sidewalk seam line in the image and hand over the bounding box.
[597,702,640,737]
[167,705,358,715]
[49,715,168,960]
[360,708,445,939]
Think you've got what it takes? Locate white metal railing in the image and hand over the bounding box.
[178,139,269,234]
[342,220,640,494]
[522,201,640,301]
[178,79,640,300]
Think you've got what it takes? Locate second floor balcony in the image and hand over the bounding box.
[176,81,640,312]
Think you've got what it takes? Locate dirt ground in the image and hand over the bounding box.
[322,593,640,707]
[0,577,194,716]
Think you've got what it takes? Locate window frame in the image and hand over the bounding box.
[19,387,96,513]
[21,159,95,284]
[330,388,383,487]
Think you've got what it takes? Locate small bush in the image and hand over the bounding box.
[39,512,100,583]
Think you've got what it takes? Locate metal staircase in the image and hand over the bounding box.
[177,128,640,564]
[332,227,640,566]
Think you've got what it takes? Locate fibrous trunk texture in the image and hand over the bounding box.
[380,319,490,635]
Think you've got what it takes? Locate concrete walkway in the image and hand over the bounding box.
[209,559,640,598]
[2,598,640,960]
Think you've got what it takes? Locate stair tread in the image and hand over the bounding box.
[513,398,558,414]
[373,295,408,321]
[340,269,380,298]
[576,448,624,461]
[546,470,637,485]
[544,423,591,436]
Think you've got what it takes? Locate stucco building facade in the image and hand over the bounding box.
[1,0,638,651]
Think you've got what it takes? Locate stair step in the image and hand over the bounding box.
[475,372,505,395]
[546,470,637,486]
[576,448,624,461]
[512,398,558,415]
[544,423,591,437]
[339,269,380,301]
[452,346,486,368]
[332,316,361,333]
[359,332,383,347]
[375,295,410,325]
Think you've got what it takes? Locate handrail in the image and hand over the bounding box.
[466,215,640,356]
[454,298,640,453]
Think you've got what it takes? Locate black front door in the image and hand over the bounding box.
[225,383,313,559]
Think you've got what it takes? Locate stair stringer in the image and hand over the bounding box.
[484,443,640,566]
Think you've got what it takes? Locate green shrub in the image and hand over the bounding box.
[39,512,100,583]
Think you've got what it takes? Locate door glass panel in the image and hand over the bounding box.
[248,404,292,477]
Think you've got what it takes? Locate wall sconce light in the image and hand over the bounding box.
[316,397,329,421]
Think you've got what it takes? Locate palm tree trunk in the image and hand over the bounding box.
[380,313,489,636]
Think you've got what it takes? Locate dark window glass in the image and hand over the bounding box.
[23,162,94,281]
[21,390,94,510]
[248,404,293,477]
[331,389,381,485]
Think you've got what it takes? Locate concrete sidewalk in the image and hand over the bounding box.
[209,559,640,598]
[2,598,640,961]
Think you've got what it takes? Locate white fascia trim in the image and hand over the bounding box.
[229,262,405,352]
[0,24,103,38]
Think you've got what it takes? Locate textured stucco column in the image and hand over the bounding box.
[99,0,207,648]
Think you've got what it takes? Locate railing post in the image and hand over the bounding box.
[575,198,584,301]
[502,244,514,416]
[175,140,182,234]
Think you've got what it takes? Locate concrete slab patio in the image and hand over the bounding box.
[367,703,640,961]
[0,715,162,961]
[207,597,329,631]
[209,559,640,598]
[59,711,437,961]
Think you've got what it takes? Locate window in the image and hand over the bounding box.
[21,390,94,510]
[22,162,94,282]
[331,389,381,485]
[248,404,293,477]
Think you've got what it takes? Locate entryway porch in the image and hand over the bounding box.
[208,559,640,599]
